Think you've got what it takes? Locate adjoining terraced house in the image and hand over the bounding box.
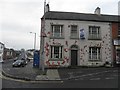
[0,42,5,62]
[40,6,119,68]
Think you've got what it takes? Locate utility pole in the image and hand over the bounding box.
[40,0,46,72]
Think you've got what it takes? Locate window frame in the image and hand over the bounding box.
[50,45,63,61]
[88,26,101,40]
[70,25,79,39]
[89,47,101,61]
[50,25,64,39]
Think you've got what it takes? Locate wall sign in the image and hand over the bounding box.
[80,29,85,39]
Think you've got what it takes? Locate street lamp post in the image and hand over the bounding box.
[30,32,36,51]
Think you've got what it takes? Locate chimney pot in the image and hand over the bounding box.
[45,4,50,12]
[94,7,101,15]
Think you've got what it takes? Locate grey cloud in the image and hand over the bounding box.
[1,22,39,33]
[0,0,119,50]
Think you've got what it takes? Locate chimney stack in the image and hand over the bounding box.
[94,7,101,15]
[45,4,50,13]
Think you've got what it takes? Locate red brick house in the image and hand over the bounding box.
[112,21,120,65]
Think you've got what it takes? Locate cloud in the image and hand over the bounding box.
[1,30,40,50]
[0,0,119,50]
[50,0,119,14]
[0,0,41,50]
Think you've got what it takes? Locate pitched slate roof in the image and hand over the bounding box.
[43,11,119,23]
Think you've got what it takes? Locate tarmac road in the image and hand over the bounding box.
[1,67,119,88]
[1,54,119,89]
[1,75,118,88]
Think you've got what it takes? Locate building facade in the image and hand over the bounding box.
[40,7,119,68]
[0,42,5,62]
[112,22,120,65]
[3,48,16,60]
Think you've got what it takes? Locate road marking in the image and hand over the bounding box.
[66,70,117,80]
[90,78,101,80]
[113,70,118,72]
[105,77,115,80]
[75,78,84,80]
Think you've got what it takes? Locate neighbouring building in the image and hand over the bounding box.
[40,6,119,68]
[113,1,120,65]
[26,49,34,57]
[112,22,120,65]
[3,48,16,60]
[0,42,5,62]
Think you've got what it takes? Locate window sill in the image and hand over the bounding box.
[50,37,65,39]
[88,59,102,61]
[88,38,102,40]
[49,58,64,61]
[70,37,79,39]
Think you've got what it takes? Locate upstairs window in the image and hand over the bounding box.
[70,25,78,39]
[51,25,63,38]
[88,26,101,40]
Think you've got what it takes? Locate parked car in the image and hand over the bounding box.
[115,60,120,67]
[0,60,4,63]
[12,60,25,67]
[27,57,33,61]
[24,60,28,65]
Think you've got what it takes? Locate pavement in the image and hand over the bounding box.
[2,58,62,81]
[1,58,119,81]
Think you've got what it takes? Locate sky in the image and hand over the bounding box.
[0,0,120,50]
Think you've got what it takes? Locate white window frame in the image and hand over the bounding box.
[89,47,101,61]
[51,25,63,38]
[88,26,101,39]
[51,46,63,59]
[70,25,78,38]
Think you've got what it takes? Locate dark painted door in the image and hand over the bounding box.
[71,50,77,66]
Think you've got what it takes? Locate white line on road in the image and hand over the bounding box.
[67,70,116,80]
[89,78,101,80]
[113,70,118,72]
[105,77,115,80]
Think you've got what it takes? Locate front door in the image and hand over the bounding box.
[71,50,78,66]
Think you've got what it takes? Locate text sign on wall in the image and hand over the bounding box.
[80,28,85,39]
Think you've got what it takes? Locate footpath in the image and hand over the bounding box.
[2,59,61,81]
[1,59,118,81]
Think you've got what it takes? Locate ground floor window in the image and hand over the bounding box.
[89,47,101,60]
[51,46,63,59]
[116,49,120,64]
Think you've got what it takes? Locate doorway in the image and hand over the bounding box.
[71,45,78,66]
